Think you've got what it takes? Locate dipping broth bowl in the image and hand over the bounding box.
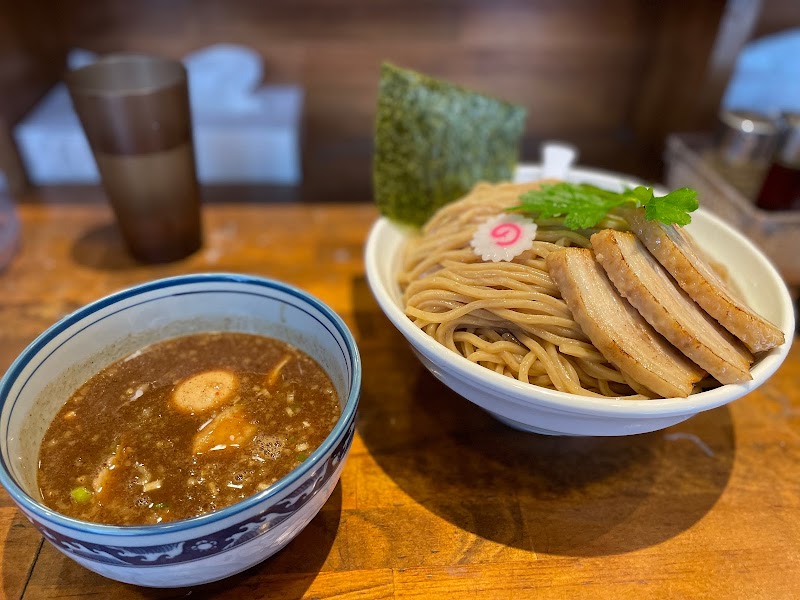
[365,165,794,436]
[0,274,361,587]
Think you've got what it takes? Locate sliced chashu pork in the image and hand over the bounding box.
[546,248,705,398]
[623,208,785,353]
[591,229,753,384]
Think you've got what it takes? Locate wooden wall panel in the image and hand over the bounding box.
[754,0,800,37]
[633,1,731,142]
[52,0,698,199]
[0,0,67,192]
[7,0,796,200]
[56,0,659,139]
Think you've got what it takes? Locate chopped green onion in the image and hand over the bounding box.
[296,453,308,462]
[153,502,169,510]
[70,486,93,503]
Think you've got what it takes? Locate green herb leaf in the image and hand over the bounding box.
[628,186,654,204]
[296,453,308,462]
[510,182,698,229]
[515,183,632,229]
[373,63,527,227]
[642,187,698,226]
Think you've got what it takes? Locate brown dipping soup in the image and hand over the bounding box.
[37,332,340,525]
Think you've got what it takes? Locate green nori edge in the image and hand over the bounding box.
[373,62,527,227]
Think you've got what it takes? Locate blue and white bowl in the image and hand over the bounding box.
[0,274,361,587]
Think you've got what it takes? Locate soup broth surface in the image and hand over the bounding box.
[37,332,340,525]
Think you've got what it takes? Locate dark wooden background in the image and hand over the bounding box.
[1,0,800,201]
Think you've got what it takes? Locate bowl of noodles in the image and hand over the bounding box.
[364,165,795,436]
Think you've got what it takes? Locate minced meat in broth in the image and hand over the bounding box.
[37,332,340,525]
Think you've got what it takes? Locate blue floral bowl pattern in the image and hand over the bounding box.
[0,274,361,587]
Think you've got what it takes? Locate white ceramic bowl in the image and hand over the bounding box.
[0,274,361,586]
[365,165,795,436]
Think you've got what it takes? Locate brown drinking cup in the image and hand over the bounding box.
[66,54,202,263]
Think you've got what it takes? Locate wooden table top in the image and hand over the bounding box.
[0,193,798,599]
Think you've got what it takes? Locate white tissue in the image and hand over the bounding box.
[723,28,800,115]
[14,45,303,185]
[541,142,578,180]
[184,44,264,116]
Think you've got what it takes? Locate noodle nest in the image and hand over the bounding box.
[398,181,653,399]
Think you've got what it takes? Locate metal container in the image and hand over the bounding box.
[715,110,781,166]
[775,113,800,167]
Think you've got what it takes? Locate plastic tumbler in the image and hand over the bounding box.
[66,54,202,263]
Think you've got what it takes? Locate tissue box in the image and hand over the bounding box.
[14,85,100,184]
[14,44,304,186]
[664,133,800,286]
[14,84,303,186]
[192,86,303,184]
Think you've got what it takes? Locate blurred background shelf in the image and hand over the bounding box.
[1,0,800,203]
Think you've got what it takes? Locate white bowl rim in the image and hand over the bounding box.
[0,273,362,537]
[364,167,795,420]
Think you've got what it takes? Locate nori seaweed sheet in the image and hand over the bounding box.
[373,63,527,227]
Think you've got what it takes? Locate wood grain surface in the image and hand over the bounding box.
[5,1,800,198]
[0,193,798,599]
[0,0,766,198]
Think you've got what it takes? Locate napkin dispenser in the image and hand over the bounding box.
[14,46,303,185]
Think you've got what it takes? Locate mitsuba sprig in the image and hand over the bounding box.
[509,182,699,230]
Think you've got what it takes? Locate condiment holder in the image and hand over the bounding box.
[664,133,800,288]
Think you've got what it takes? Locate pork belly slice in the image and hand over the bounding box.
[591,229,753,384]
[546,248,705,398]
[624,209,785,353]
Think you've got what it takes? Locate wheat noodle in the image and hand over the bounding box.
[398,181,651,399]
